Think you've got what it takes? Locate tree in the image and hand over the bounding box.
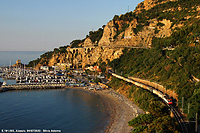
[113,15,120,21]
[70,39,84,48]
[54,48,59,54]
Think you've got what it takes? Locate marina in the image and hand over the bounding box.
[0,58,109,93]
[0,63,106,92]
[0,63,81,92]
[0,55,142,133]
[0,65,70,84]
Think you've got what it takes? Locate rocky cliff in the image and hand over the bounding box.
[32,0,199,69]
[36,46,124,69]
[81,0,176,48]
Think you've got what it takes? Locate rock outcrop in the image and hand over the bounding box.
[37,46,124,69]
[35,0,181,69]
[135,0,177,12]
[83,38,94,47]
[98,20,117,46]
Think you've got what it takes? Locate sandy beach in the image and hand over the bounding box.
[69,87,144,133]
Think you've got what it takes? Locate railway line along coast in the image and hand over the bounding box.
[108,70,191,133]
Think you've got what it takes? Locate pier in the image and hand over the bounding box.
[0,83,66,91]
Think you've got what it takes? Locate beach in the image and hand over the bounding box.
[69,87,144,133]
[0,84,144,133]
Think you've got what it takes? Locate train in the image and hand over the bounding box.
[108,70,173,105]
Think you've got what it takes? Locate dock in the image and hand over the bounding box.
[0,83,66,91]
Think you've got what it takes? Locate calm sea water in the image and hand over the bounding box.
[0,89,109,133]
[0,51,45,67]
[0,51,110,132]
[0,78,16,85]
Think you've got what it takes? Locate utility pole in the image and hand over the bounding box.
[189,112,198,133]
[196,113,198,133]
[182,97,184,112]
[188,103,190,114]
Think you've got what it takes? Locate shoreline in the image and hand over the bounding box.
[68,87,144,133]
[1,86,144,132]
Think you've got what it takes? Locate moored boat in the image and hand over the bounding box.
[0,82,2,87]
[2,81,7,86]
[0,87,8,92]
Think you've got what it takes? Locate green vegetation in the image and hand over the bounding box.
[132,23,144,34]
[113,12,136,22]
[114,22,130,39]
[111,0,200,41]
[87,28,104,44]
[26,0,200,131]
[145,0,200,47]
[153,21,200,47]
[131,125,147,133]
[27,58,41,67]
[108,46,200,122]
[99,62,107,74]
[58,46,67,53]
[113,12,138,39]
[157,22,165,27]
[108,78,178,132]
[70,39,84,48]
[27,45,69,67]
[141,0,200,24]
[27,51,53,67]
[128,114,154,126]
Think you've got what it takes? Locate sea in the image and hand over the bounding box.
[0,51,44,67]
[0,51,110,133]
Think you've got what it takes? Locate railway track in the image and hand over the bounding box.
[108,71,190,133]
[168,105,189,133]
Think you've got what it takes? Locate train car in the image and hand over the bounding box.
[110,71,174,106]
[167,98,173,105]
[153,89,163,99]
[164,95,173,105]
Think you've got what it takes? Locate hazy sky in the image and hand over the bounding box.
[0,0,143,51]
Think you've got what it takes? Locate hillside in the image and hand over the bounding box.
[28,0,200,129]
[29,0,200,68]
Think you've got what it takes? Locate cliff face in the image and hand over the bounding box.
[82,0,174,48]
[35,0,173,68]
[93,18,172,48]
[98,20,117,46]
[35,0,199,69]
[81,47,123,67]
[37,47,124,69]
[83,38,94,47]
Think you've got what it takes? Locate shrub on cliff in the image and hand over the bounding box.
[86,28,103,44]
[147,115,178,133]
[128,114,154,127]
[131,125,148,133]
[109,46,200,121]
[132,24,144,34]
[70,39,84,48]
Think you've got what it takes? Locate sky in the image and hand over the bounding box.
[0,0,144,51]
